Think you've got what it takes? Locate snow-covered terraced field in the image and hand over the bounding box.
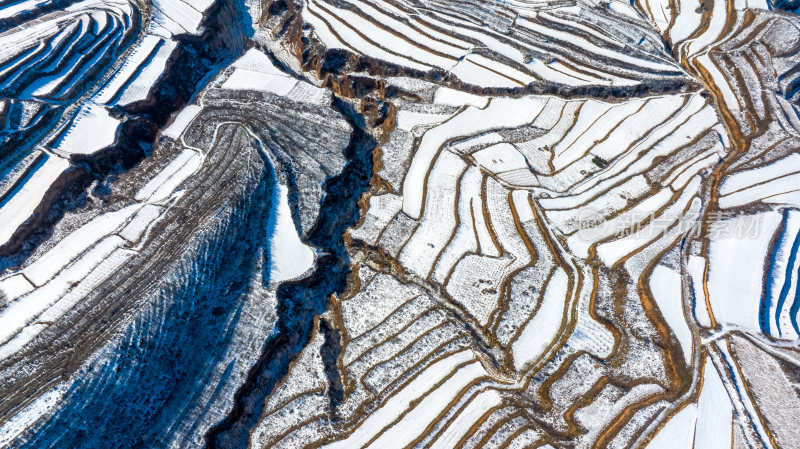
[302,0,690,89]
[0,0,799,448]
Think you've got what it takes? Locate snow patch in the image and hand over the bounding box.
[268,184,315,283]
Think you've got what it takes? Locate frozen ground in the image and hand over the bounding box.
[0,0,798,448]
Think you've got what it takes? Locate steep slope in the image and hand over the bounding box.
[0,0,798,448]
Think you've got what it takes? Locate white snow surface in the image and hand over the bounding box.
[95,35,162,104]
[268,184,315,283]
[429,390,503,449]
[687,255,713,327]
[366,362,489,449]
[707,211,782,330]
[24,205,141,286]
[321,350,477,449]
[162,105,202,140]
[150,0,214,36]
[645,403,698,449]
[115,38,178,105]
[650,265,693,364]
[0,236,126,351]
[222,68,297,96]
[0,155,70,248]
[135,149,204,202]
[403,96,546,219]
[0,275,35,303]
[513,268,569,370]
[222,49,333,100]
[694,359,733,449]
[56,103,120,155]
[433,87,489,109]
